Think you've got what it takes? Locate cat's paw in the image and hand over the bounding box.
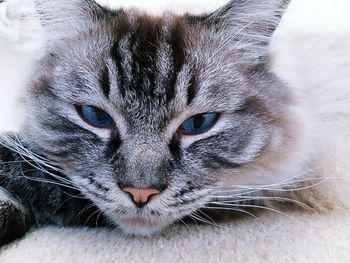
[0,188,29,246]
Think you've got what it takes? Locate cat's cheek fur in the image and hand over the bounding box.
[217,104,314,190]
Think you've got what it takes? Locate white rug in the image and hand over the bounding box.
[1,210,350,262]
[0,0,350,262]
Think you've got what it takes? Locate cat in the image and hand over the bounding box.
[1,0,349,246]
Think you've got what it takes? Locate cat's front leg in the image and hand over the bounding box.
[0,134,102,245]
[0,187,30,246]
[0,135,39,245]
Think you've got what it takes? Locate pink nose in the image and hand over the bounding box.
[122,187,160,205]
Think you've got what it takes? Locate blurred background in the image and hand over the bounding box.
[0,0,349,132]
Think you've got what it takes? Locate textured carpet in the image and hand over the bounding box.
[0,0,350,262]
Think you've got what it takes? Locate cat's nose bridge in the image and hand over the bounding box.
[118,140,170,189]
[129,145,169,177]
[126,140,169,165]
[132,146,164,162]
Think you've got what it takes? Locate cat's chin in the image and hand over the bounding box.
[115,215,173,237]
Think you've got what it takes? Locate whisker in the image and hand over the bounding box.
[29,164,74,186]
[84,209,101,227]
[1,134,58,167]
[22,176,80,191]
[1,134,64,172]
[16,152,74,187]
[52,192,86,216]
[0,160,33,165]
[209,202,298,222]
[77,203,96,219]
[177,217,192,233]
[95,210,104,227]
[13,134,59,165]
[211,174,339,200]
[63,191,86,200]
[18,164,80,191]
[190,212,220,227]
[211,169,319,193]
[197,210,218,225]
[224,176,334,196]
[211,195,315,211]
[160,200,170,209]
[265,178,334,193]
[18,166,78,189]
[187,215,199,226]
[202,206,263,224]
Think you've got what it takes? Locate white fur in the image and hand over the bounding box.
[270,0,350,208]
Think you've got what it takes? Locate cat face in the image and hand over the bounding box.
[22,0,296,235]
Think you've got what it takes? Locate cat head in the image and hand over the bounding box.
[21,0,299,235]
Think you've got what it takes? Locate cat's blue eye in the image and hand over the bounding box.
[179,113,219,135]
[77,105,114,128]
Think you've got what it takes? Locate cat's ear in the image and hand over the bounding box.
[32,0,105,42]
[206,0,290,62]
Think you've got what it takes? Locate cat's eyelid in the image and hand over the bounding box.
[179,116,229,148]
[70,104,129,140]
[164,110,197,139]
[164,110,224,144]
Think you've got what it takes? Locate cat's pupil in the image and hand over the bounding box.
[193,116,205,129]
[94,108,108,121]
